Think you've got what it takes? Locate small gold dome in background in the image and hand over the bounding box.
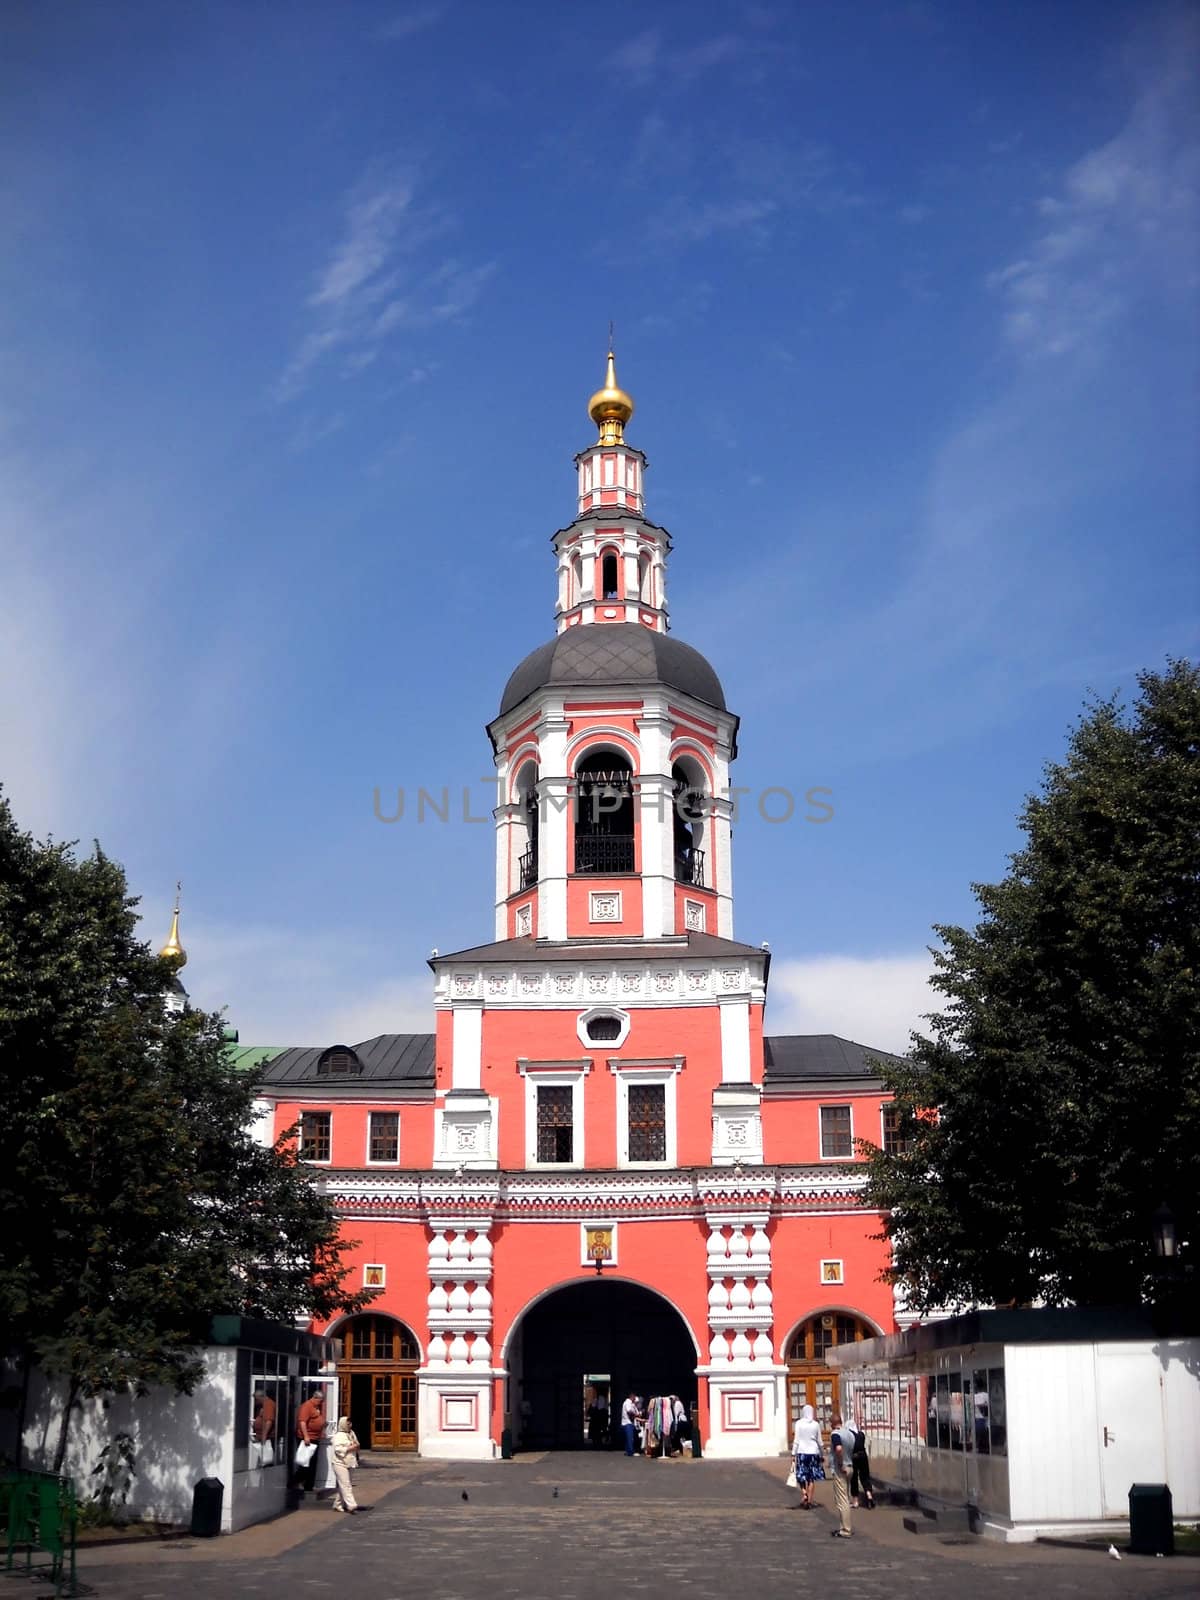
[588,350,634,443]
[159,899,186,970]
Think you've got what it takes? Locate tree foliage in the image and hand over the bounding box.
[862,661,1200,1314]
[0,794,372,1467]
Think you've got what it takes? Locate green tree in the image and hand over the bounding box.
[863,660,1200,1314]
[0,794,372,1471]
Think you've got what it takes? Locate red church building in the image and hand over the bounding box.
[247,355,905,1459]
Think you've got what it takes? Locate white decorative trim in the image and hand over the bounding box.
[684,899,705,932]
[433,955,768,1011]
[515,904,532,937]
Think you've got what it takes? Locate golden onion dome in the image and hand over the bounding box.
[159,896,187,971]
[588,350,634,444]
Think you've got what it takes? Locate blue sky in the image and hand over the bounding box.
[2,1,1196,1051]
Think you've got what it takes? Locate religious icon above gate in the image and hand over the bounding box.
[582,1223,616,1268]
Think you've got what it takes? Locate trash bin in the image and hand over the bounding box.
[1128,1483,1173,1556]
[190,1476,224,1538]
[691,1431,702,1458]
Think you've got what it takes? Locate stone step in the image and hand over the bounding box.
[903,1506,973,1536]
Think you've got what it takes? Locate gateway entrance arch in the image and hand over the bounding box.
[505,1280,698,1451]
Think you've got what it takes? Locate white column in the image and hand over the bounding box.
[420,1219,497,1459]
[636,697,675,939]
[699,1210,781,1458]
[537,706,569,941]
[451,1002,483,1090]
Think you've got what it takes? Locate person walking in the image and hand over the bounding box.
[849,1421,875,1508]
[791,1403,825,1509]
[330,1415,361,1514]
[829,1412,854,1537]
[621,1391,640,1457]
[293,1388,326,1495]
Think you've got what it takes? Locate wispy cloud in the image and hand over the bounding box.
[376,4,449,42]
[988,18,1198,358]
[605,28,746,88]
[275,169,495,402]
[767,954,936,1054]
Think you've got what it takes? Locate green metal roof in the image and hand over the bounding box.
[226,1044,289,1072]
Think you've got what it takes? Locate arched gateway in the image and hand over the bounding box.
[504,1280,698,1450]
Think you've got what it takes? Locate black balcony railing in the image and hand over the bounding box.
[675,848,706,887]
[574,834,635,874]
[518,848,538,889]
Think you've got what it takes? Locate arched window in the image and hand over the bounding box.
[574,749,634,874]
[601,550,620,600]
[514,760,539,891]
[336,1314,420,1453]
[671,760,707,888]
[317,1045,361,1076]
[342,1315,420,1363]
[571,553,583,605]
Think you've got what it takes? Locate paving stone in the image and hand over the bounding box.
[79,1459,1198,1600]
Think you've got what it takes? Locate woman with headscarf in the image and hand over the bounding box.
[791,1403,825,1509]
[331,1415,361,1514]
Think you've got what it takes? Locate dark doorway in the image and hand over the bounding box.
[514,1280,696,1450]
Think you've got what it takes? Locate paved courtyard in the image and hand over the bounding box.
[63,1457,1196,1600]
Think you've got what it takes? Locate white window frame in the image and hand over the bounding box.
[819,1103,854,1161]
[577,1006,631,1050]
[365,1109,401,1167]
[610,1057,683,1169]
[299,1108,333,1166]
[519,1059,590,1170]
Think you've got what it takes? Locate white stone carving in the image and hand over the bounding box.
[486,973,511,997]
[653,971,676,994]
[725,1120,749,1147]
[685,899,705,931]
[453,974,478,996]
[519,971,542,995]
[620,970,643,995]
[455,1125,478,1150]
[515,905,532,937]
[553,972,577,997]
[719,967,743,990]
[586,970,611,996]
[589,891,620,922]
[685,968,709,994]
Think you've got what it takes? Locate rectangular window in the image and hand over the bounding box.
[368,1111,399,1164]
[820,1104,852,1159]
[299,1110,331,1162]
[628,1083,667,1162]
[536,1085,573,1163]
[882,1104,912,1156]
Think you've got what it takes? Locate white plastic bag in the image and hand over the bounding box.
[786,1466,798,1489]
[295,1441,317,1467]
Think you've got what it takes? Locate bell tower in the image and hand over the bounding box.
[488,352,738,945]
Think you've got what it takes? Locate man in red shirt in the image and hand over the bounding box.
[293,1389,325,1494]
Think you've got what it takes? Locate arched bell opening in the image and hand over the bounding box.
[512,758,539,892]
[573,748,634,875]
[783,1311,879,1440]
[671,758,708,888]
[503,1279,698,1452]
[599,546,621,601]
[332,1314,421,1452]
[638,551,653,604]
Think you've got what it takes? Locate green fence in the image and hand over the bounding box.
[0,1469,78,1597]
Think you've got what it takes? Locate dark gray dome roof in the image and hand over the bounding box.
[499,623,726,716]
